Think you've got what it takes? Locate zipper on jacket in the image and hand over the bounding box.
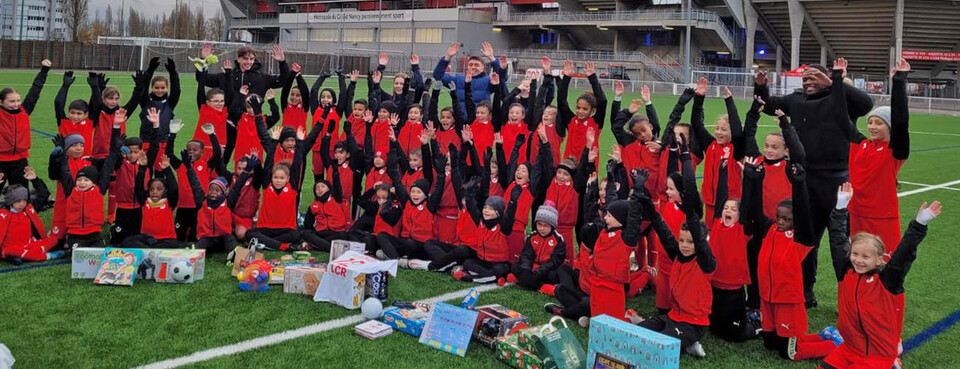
[768,237,775,302]
[855,274,870,355]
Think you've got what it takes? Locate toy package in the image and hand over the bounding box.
[586,315,680,369]
[329,239,366,262]
[73,247,205,281]
[473,304,531,349]
[382,304,432,337]
[313,251,398,309]
[93,248,143,286]
[231,245,264,277]
[496,332,544,369]
[419,302,479,357]
[155,250,206,284]
[365,271,389,302]
[283,264,328,295]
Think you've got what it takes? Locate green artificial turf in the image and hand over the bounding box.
[0,68,958,368]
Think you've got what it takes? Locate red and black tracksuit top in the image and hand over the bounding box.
[648,205,717,326]
[59,118,96,158]
[708,218,752,290]
[397,120,423,155]
[142,199,177,240]
[258,183,298,230]
[0,66,48,161]
[828,208,926,359]
[197,200,233,238]
[0,204,46,251]
[192,104,228,150]
[309,196,349,232]
[520,231,566,272]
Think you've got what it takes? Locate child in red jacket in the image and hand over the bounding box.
[451,180,521,283]
[165,120,223,242]
[279,63,310,132]
[539,125,593,264]
[0,168,63,262]
[0,59,50,187]
[743,158,838,361]
[641,161,716,358]
[822,183,938,369]
[54,71,97,159]
[557,60,606,160]
[690,79,744,227]
[375,147,447,262]
[185,172,239,253]
[507,203,566,290]
[300,170,349,252]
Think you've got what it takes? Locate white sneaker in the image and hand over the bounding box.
[407,259,431,270]
[685,342,706,358]
[397,258,410,268]
[578,316,590,327]
[375,250,387,260]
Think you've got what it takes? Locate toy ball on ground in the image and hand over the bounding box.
[170,261,193,283]
[238,260,272,292]
[361,298,384,320]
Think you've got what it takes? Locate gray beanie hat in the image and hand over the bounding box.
[535,202,559,228]
[484,196,506,216]
[867,106,891,129]
[5,186,29,205]
[64,134,85,150]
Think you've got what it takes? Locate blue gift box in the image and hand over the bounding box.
[586,315,680,369]
[382,306,430,337]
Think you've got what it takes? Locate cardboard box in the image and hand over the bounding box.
[313,252,397,310]
[473,304,530,349]
[282,264,327,295]
[586,315,681,369]
[329,239,366,262]
[364,270,389,302]
[72,247,205,281]
[155,250,206,284]
[231,246,264,277]
[497,333,544,369]
[382,306,431,337]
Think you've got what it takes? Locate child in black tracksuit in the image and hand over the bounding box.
[138,58,181,146]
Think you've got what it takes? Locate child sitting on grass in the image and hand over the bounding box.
[0,167,63,262]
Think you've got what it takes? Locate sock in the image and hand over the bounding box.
[279,243,290,251]
[539,284,556,296]
[505,273,518,284]
[791,338,837,361]
[628,271,651,297]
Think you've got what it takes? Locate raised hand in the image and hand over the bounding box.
[265,89,276,100]
[137,152,149,166]
[149,57,161,71]
[586,127,595,148]
[589,145,598,163]
[609,145,622,163]
[180,149,192,166]
[169,118,184,134]
[916,201,942,225]
[584,61,596,76]
[537,124,548,143]
[270,125,282,140]
[890,57,911,77]
[787,162,805,183]
[614,80,624,98]
[363,109,374,123]
[379,52,389,66]
[113,108,127,128]
[389,113,400,126]
[631,168,650,190]
[349,70,360,82]
[62,71,75,86]
[462,125,474,144]
[754,70,767,86]
[836,182,853,210]
[677,133,689,154]
[722,86,732,99]
[222,59,233,70]
[445,42,460,59]
[641,85,651,103]
[833,57,848,73]
[23,166,36,181]
[87,72,99,87]
[201,123,215,135]
[160,155,171,170]
[490,72,500,86]
[562,60,574,76]
[147,108,161,128]
[291,62,302,75]
[541,56,551,72]
[481,41,495,62]
[165,58,176,72]
[743,156,764,180]
[754,95,766,112]
[465,71,472,84]
[645,141,662,152]
[297,126,306,140]
[695,76,708,96]
[201,43,213,58]
[272,45,286,62]
[410,53,420,65]
[372,71,382,84]
[500,54,508,68]
[41,59,52,68]
[628,98,643,114]
[494,132,503,145]
[239,85,249,96]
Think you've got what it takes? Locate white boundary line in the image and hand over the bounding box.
[134,283,503,369]
[898,179,960,197]
[899,181,960,192]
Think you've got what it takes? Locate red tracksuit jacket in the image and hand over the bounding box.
[702,141,742,208]
[197,200,233,238]
[258,184,298,229]
[310,197,348,232]
[142,199,176,240]
[848,140,904,220]
[758,225,811,304]
[708,219,752,290]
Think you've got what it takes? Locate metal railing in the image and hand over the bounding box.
[502,49,681,82]
[494,9,736,41]
[230,16,281,28]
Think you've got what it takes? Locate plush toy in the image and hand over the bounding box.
[237,260,272,292]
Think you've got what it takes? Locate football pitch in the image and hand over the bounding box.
[0,69,958,368]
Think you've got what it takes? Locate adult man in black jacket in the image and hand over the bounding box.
[753,61,874,308]
[198,44,291,162]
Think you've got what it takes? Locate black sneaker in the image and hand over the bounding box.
[805,298,819,309]
[544,303,563,316]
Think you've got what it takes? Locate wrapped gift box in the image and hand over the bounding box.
[282,264,328,295]
[382,306,431,337]
[586,315,680,369]
[497,333,544,369]
[313,251,397,309]
[473,304,530,349]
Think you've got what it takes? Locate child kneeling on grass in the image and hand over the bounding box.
[505,202,566,290]
[0,167,63,262]
[820,183,939,369]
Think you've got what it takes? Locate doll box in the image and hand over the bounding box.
[586,315,680,369]
[382,305,431,337]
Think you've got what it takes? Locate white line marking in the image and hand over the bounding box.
[898,179,960,197]
[899,181,960,192]
[133,283,503,369]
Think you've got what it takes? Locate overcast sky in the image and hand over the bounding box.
[90,0,224,21]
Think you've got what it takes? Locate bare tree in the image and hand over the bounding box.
[193,6,206,40]
[128,8,143,37]
[104,4,114,36]
[62,0,90,42]
[208,10,225,41]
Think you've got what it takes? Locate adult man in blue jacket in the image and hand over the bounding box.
[433,41,505,118]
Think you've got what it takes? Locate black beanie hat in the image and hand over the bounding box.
[606,200,630,226]
[411,179,430,195]
[380,100,398,115]
[280,127,297,142]
[76,165,99,182]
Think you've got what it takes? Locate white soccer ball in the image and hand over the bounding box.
[170,261,193,283]
[361,298,383,320]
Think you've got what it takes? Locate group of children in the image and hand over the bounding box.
[0,45,935,367]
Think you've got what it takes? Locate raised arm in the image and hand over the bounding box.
[723,89,745,160]
[165,59,181,109]
[788,162,815,246]
[828,184,853,281]
[426,154,447,213]
[181,149,205,207]
[742,98,763,158]
[54,71,74,123]
[777,110,805,164]
[309,72,330,113]
[21,61,51,115]
[889,60,910,161]
[86,73,103,126]
[556,73,573,134]
[881,202,938,294]
[587,67,607,130]
[660,88,695,144]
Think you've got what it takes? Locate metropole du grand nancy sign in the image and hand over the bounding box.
[280,9,460,25]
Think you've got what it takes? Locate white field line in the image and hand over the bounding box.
[134,283,503,369]
[899,181,960,192]
[898,179,960,197]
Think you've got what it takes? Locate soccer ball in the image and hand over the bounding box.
[170,261,194,283]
